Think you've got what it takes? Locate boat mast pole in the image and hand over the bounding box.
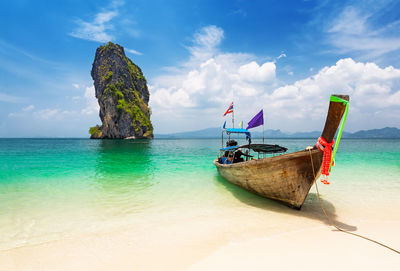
[262,109,264,144]
[232,103,234,128]
[263,124,264,144]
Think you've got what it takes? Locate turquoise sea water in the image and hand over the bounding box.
[0,138,399,250]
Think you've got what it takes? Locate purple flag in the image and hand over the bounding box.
[246,110,264,129]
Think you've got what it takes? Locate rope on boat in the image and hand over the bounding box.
[308,149,400,255]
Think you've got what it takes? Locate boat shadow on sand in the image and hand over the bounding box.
[214,175,357,232]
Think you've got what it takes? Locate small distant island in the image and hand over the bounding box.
[89,42,153,139]
[156,127,400,139]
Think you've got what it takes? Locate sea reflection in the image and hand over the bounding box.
[91,139,156,216]
[94,140,154,177]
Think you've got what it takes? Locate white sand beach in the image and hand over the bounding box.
[2,184,399,271]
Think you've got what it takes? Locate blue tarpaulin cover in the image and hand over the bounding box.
[219,146,239,151]
[225,128,251,138]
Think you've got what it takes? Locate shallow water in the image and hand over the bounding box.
[0,138,399,250]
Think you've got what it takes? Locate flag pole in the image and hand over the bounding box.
[262,109,264,144]
[232,103,234,128]
[263,124,264,144]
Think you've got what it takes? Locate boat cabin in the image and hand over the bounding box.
[217,128,288,165]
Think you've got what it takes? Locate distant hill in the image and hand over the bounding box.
[347,127,400,138]
[155,127,400,139]
[156,127,220,139]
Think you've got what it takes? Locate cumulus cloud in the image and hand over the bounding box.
[151,26,400,133]
[238,61,276,83]
[263,58,400,131]
[150,25,277,132]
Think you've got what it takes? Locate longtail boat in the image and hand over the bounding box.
[214,94,349,209]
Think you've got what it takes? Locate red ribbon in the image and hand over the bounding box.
[316,137,334,185]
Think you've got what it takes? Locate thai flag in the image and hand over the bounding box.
[223,102,234,116]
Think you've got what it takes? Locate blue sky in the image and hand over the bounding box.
[1,0,400,137]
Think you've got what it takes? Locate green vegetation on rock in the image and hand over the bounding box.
[99,42,124,58]
[104,71,112,81]
[89,126,102,138]
[109,81,152,130]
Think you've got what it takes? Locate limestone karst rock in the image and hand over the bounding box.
[89,42,153,139]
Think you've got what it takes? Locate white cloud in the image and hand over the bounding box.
[8,105,35,118]
[7,85,99,122]
[69,1,132,43]
[70,10,118,42]
[0,92,24,103]
[276,53,286,61]
[327,6,400,59]
[151,25,400,133]
[34,109,60,120]
[188,25,225,63]
[22,105,34,112]
[238,61,276,83]
[151,26,275,111]
[193,25,224,49]
[263,58,400,131]
[126,48,143,56]
[8,112,20,118]
[32,108,79,120]
[69,1,124,42]
[72,83,80,89]
[150,26,277,132]
[81,86,99,115]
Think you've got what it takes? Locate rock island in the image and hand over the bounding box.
[89,42,153,139]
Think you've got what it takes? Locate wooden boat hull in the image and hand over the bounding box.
[214,149,323,209]
[214,94,349,209]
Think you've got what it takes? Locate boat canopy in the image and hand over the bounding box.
[224,128,251,138]
[239,144,287,154]
[219,146,239,151]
